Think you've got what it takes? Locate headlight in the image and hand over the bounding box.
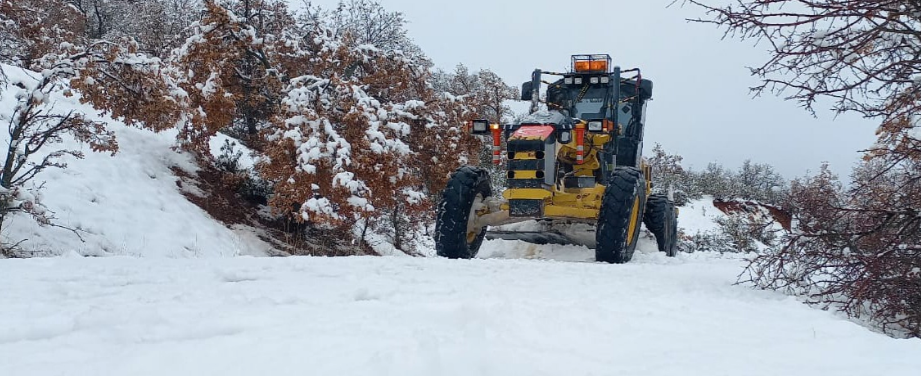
[600,76,610,84]
[574,77,583,85]
[587,120,603,132]
[590,77,599,84]
[472,120,488,133]
[564,77,573,85]
[558,130,572,143]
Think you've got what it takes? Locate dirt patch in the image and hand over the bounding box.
[712,199,792,231]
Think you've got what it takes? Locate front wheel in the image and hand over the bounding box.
[435,166,492,259]
[595,167,646,263]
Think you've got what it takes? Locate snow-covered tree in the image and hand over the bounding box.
[257,18,480,252]
[0,0,85,68]
[122,0,201,56]
[326,0,427,65]
[166,0,291,152]
[647,143,688,202]
[431,64,518,190]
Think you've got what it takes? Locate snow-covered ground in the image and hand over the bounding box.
[3,248,920,376]
[0,64,272,257]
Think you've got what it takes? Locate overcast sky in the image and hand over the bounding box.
[300,0,876,181]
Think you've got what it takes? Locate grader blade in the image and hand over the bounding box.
[485,230,573,245]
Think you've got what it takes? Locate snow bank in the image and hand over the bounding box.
[1,254,919,375]
[0,64,271,257]
[677,195,726,235]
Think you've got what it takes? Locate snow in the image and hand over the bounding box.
[208,132,259,170]
[675,195,726,235]
[2,251,920,375]
[0,64,271,257]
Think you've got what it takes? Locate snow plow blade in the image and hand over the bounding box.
[485,230,573,245]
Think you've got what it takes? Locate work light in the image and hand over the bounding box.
[600,76,610,84]
[564,77,573,85]
[587,120,603,132]
[590,77,599,84]
[471,120,489,134]
[574,77,583,85]
[558,130,572,143]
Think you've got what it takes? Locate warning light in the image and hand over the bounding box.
[572,54,611,73]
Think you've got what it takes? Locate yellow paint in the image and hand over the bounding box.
[626,196,640,245]
[543,204,599,219]
[502,188,552,200]
[466,230,477,243]
[489,123,662,231]
[556,133,611,175]
[511,151,538,160]
[550,184,606,211]
[509,170,540,179]
[641,161,653,195]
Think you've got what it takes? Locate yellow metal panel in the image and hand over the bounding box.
[510,170,539,179]
[544,205,599,219]
[550,189,604,210]
[511,151,538,160]
[502,188,552,200]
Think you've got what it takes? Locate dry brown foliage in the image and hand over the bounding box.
[684,0,921,337]
[168,0,291,154]
[257,23,482,249]
[0,0,84,68]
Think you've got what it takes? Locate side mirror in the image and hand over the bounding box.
[520,81,533,101]
[639,79,653,100]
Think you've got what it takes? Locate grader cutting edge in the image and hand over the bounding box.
[434,54,678,263]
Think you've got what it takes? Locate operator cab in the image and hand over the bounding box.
[538,54,654,168]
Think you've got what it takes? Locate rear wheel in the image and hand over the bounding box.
[435,166,492,259]
[666,206,678,257]
[644,194,679,257]
[595,167,646,263]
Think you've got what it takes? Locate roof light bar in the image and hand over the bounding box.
[572,54,612,73]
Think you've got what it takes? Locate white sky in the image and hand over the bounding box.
[299,0,876,181]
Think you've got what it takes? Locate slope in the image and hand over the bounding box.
[0,64,272,257]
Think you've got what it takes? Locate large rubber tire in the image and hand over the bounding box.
[435,166,492,259]
[596,167,647,263]
[644,194,679,257]
[666,207,678,257]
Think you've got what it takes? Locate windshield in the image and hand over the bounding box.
[572,87,608,119]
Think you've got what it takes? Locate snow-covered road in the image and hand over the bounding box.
[2,242,920,376]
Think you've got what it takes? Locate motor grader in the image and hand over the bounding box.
[434,54,678,263]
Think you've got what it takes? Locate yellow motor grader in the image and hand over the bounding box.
[434,54,678,263]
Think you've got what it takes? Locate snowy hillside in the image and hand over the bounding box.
[0,65,271,257]
[3,251,920,376]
